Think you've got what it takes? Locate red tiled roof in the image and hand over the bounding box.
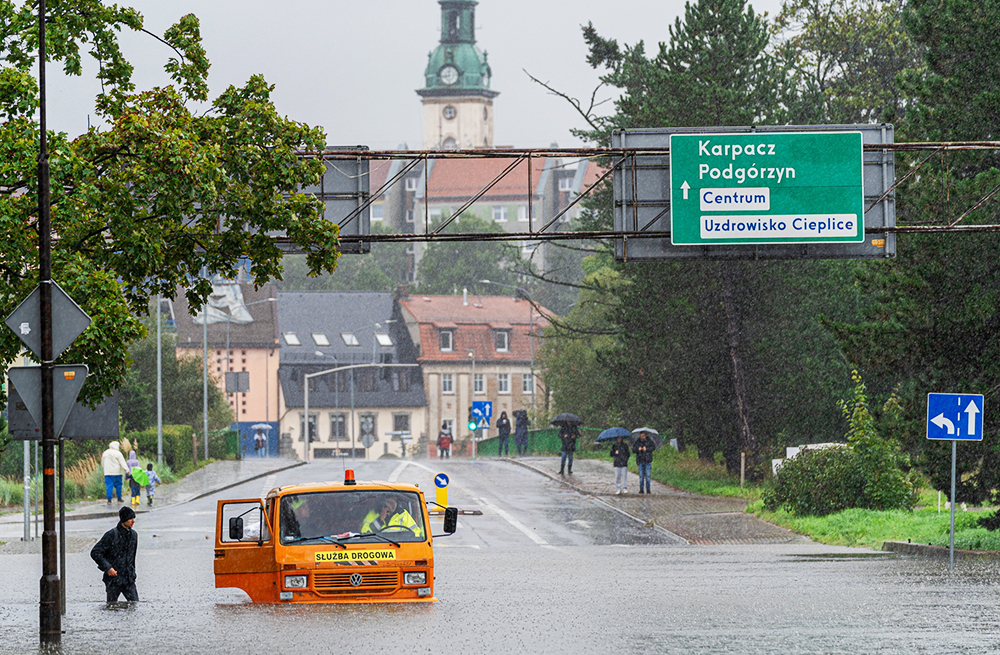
[400,294,552,362]
[427,157,548,201]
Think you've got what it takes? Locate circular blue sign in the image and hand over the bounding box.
[434,473,450,488]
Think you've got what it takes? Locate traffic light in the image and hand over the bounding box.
[467,408,477,431]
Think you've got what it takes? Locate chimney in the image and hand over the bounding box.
[463,288,468,306]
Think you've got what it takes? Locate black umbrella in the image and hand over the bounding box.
[550,413,583,426]
[630,427,664,450]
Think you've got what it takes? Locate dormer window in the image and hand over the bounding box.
[494,330,509,352]
[283,332,301,346]
[439,330,453,352]
[341,332,360,346]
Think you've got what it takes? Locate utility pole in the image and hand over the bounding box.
[36,0,61,643]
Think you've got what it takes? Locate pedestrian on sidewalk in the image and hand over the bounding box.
[496,411,511,457]
[634,431,654,494]
[101,441,129,506]
[254,429,267,458]
[610,435,630,494]
[90,506,139,603]
[144,463,162,506]
[437,423,452,459]
[514,410,530,455]
[126,450,141,507]
[558,423,580,475]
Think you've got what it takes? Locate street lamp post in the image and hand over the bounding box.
[479,279,536,412]
[468,349,476,459]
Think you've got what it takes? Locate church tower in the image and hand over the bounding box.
[417,0,498,149]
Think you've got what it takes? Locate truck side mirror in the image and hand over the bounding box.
[443,507,458,534]
[229,516,244,541]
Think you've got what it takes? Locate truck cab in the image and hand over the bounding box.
[214,470,456,603]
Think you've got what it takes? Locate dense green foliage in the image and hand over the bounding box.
[0,2,339,407]
[765,372,917,515]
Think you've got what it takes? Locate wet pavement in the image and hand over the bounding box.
[2,457,999,654]
[510,456,806,545]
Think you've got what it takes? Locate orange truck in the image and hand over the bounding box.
[214,469,457,603]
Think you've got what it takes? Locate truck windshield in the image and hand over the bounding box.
[279,490,427,545]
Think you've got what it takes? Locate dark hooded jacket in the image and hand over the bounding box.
[610,440,630,468]
[90,521,138,586]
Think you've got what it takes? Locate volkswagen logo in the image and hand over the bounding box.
[350,573,363,587]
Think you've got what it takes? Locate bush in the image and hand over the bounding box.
[764,372,917,516]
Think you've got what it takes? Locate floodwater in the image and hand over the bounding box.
[1,459,998,654]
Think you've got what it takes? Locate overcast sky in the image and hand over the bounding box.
[45,0,785,150]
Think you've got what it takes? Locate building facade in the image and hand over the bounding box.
[276,291,426,460]
[398,292,547,458]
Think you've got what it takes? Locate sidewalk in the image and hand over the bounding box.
[0,458,304,525]
[508,456,808,545]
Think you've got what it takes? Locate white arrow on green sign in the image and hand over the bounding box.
[669,131,864,245]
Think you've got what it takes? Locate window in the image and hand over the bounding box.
[392,414,411,441]
[492,205,507,222]
[443,105,456,120]
[359,413,378,443]
[391,369,411,392]
[443,137,457,150]
[442,373,454,394]
[494,330,509,352]
[558,177,574,192]
[405,177,418,191]
[371,203,383,221]
[518,205,538,221]
[329,413,347,441]
[522,373,535,394]
[283,332,301,346]
[439,330,453,352]
[312,333,330,347]
[299,413,318,442]
[356,369,377,393]
[341,332,360,346]
[405,209,415,223]
[497,373,510,394]
[474,373,484,394]
[375,333,393,347]
[429,208,442,221]
[442,419,454,435]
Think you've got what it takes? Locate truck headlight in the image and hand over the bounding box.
[403,572,427,585]
[284,574,308,589]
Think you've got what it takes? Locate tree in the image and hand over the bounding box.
[0,3,340,406]
[118,310,232,434]
[771,0,924,124]
[415,212,522,295]
[829,0,1000,501]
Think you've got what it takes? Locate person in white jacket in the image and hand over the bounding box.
[101,441,129,505]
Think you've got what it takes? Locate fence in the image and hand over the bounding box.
[475,427,603,456]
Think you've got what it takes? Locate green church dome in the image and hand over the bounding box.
[418,1,499,99]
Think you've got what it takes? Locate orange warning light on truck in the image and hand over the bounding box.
[214,469,457,603]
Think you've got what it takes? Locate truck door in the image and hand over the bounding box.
[215,499,278,601]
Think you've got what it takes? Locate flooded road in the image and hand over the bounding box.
[1,459,998,654]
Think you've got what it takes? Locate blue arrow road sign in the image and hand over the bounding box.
[472,401,493,428]
[434,473,450,489]
[927,393,984,441]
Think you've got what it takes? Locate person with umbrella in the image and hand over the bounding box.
[514,410,530,456]
[552,413,582,475]
[634,430,655,494]
[609,433,631,494]
[496,411,512,457]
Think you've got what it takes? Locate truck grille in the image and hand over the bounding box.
[313,571,399,595]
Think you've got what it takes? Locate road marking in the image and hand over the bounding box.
[184,511,215,516]
[478,496,548,546]
[260,474,276,501]
[388,461,412,482]
[436,544,481,549]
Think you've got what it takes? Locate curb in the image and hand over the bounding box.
[882,540,1000,561]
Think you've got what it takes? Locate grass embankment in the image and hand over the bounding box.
[578,445,760,499]
[0,437,184,509]
[752,489,1000,551]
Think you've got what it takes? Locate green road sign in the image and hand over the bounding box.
[669,131,864,245]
